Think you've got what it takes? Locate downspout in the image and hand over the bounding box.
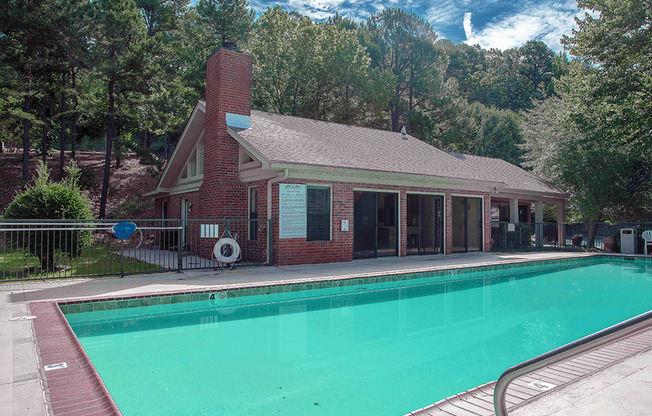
[266,169,288,264]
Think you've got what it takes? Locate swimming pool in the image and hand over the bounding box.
[62,256,652,416]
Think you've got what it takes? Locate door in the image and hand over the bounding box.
[376,192,397,257]
[354,191,398,258]
[354,192,376,258]
[407,194,444,255]
[452,196,483,253]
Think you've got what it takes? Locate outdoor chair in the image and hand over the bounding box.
[643,230,652,256]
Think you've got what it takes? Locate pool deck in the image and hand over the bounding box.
[1,251,651,415]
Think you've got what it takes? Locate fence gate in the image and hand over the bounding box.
[0,218,273,281]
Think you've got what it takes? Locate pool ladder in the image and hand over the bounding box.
[493,309,652,416]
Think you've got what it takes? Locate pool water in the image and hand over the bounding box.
[65,258,652,416]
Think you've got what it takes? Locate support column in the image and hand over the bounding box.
[557,202,566,246]
[535,200,543,248]
[509,198,519,223]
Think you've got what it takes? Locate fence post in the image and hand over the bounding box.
[267,218,274,265]
[177,220,184,273]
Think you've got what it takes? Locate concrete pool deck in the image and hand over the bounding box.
[1,251,650,415]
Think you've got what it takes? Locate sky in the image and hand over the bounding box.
[247,0,585,52]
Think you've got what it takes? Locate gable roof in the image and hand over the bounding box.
[149,102,566,199]
[145,101,205,196]
[232,110,565,197]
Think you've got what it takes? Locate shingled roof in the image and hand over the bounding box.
[230,110,564,197]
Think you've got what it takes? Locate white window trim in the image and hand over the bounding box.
[178,139,204,184]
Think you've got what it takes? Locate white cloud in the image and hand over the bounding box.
[464,1,579,52]
[426,0,461,24]
[463,12,473,39]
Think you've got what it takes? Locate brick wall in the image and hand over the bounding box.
[268,179,491,265]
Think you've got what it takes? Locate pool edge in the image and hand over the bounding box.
[30,252,651,416]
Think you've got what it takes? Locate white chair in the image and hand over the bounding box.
[643,230,652,255]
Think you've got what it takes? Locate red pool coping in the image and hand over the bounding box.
[30,301,122,416]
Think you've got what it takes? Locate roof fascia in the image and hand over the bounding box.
[273,163,505,188]
[491,189,569,202]
[150,102,205,195]
[226,127,271,170]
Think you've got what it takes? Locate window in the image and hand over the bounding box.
[249,188,258,240]
[307,186,330,241]
[180,141,203,181]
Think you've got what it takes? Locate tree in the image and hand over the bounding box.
[3,162,93,269]
[91,0,147,218]
[249,7,389,126]
[0,0,58,180]
[365,9,441,131]
[196,0,254,47]
[522,67,649,244]
[562,0,652,155]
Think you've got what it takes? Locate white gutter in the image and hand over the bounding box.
[266,169,288,264]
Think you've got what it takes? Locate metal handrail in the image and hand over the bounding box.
[494,309,652,416]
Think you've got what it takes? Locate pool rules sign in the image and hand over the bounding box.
[279,184,307,239]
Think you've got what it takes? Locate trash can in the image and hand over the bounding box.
[620,228,637,254]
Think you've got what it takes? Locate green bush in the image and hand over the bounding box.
[3,162,93,269]
[108,197,148,219]
[77,166,99,191]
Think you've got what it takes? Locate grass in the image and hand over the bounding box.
[0,244,162,281]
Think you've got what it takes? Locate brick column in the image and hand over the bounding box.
[400,190,407,257]
[484,195,492,252]
[445,193,453,254]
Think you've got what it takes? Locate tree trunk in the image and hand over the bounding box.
[390,104,400,132]
[99,77,115,219]
[586,222,598,249]
[71,69,78,160]
[22,96,31,181]
[41,94,48,163]
[59,73,67,180]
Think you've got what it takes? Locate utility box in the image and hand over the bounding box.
[620,228,637,254]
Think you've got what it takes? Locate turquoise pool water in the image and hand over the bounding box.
[65,258,652,416]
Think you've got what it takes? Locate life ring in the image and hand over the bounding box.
[213,238,241,264]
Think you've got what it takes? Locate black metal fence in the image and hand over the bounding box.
[490,221,652,252]
[0,218,273,281]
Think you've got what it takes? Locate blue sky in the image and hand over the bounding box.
[247,0,584,52]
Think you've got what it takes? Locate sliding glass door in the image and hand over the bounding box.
[452,196,483,253]
[407,194,444,255]
[354,191,398,258]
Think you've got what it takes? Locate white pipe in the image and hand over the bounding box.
[266,169,288,263]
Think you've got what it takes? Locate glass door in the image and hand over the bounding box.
[466,198,483,251]
[452,196,483,252]
[377,193,397,257]
[354,191,377,258]
[407,194,444,255]
[354,191,398,258]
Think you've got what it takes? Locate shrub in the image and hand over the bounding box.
[3,162,93,269]
[77,166,99,191]
[108,196,149,219]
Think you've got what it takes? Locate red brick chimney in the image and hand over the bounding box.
[200,46,252,219]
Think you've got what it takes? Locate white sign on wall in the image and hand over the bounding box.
[279,184,307,239]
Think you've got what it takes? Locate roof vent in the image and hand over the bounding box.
[223,42,238,51]
[401,126,407,140]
